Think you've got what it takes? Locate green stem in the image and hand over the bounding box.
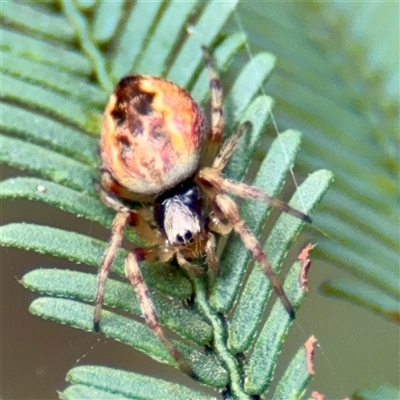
[192,275,251,400]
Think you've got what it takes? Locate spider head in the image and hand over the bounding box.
[154,181,204,246]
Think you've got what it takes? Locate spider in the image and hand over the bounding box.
[93,46,311,377]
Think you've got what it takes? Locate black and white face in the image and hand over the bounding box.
[154,182,204,246]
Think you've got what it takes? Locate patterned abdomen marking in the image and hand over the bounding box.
[101,76,207,202]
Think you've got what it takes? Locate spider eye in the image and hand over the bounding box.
[176,231,194,244]
[184,231,193,243]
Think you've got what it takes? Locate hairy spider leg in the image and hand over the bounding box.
[212,121,253,172]
[202,46,225,166]
[93,208,194,376]
[197,119,312,223]
[200,167,311,223]
[214,194,295,319]
[94,189,163,330]
[124,252,195,378]
[205,232,219,280]
[94,209,129,331]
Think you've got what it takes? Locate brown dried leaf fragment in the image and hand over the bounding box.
[298,243,315,292]
[311,390,326,400]
[305,335,317,375]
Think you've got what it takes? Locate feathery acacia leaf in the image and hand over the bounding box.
[238,1,399,323]
[22,268,212,345]
[244,260,310,395]
[65,366,219,400]
[8,1,392,399]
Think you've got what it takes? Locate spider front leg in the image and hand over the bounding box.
[94,191,162,331]
[124,252,195,378]
[94,209,129,331]
[213,193,295,319]
[200,167,311,223]
[94,206,194,377]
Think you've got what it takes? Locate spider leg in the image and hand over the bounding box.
[201,45,224,166]
[214,193,295,319]
[99,187,127,212]
[124,252,195,378]
[205,232,219,280]
[94,209,129,331]
[208,210,233,236]
[199,168,312,223]
[94,189,162,330]
[212,121,252,172]
[101,187,163,246]
[176,252,204,275]
[128,211,163,247]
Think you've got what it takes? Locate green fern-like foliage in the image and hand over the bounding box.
[8,0,400,398]
[235,2,399,324]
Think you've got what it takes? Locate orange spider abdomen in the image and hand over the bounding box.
[101,76,207,203]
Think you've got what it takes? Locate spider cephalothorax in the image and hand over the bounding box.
[153,180,204,246]
[94,47,311,377]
